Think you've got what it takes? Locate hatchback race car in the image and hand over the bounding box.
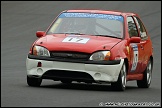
[26,10,153,91]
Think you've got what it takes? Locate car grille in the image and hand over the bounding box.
[50,52,90,61]
[42,70,94,82]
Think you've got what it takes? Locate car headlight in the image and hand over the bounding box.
[89,51,111,61]
[33,45,50,57]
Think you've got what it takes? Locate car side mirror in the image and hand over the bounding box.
[130,37,141,43]
[36,31,45,38]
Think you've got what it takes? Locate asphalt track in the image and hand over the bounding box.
[1,1,161,107]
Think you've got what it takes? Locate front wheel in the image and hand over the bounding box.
[27,76,42,87]
[137,59,153,88]
[111,62,127,91]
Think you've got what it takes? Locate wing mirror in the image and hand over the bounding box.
[130,37,141,43]
[36,31,45,38]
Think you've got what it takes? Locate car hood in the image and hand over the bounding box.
[35,34,122,53]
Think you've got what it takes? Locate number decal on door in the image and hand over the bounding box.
[62,36,90,44]
[130,44,138,72]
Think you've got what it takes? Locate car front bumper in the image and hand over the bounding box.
[26,55,124,82]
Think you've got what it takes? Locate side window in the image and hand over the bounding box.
[134,16,148,40]
[127,16,138,37]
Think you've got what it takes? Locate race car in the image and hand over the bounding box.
[26,9,153,91]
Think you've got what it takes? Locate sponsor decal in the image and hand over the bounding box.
[59,12,123,22]
[62,36,90,44]
[130,44,138,72]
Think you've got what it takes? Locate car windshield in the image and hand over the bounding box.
[47,12,124,38]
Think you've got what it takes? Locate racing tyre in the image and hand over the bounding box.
[61,79,72,84]
[111,62,127,91]
[27,76,42,87]
[137,59,152,88]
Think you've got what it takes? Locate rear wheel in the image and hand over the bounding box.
[137,59,152,88]
[27,76,42,87]
[111,62,127,91]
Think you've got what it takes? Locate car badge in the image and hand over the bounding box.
[67,54,73,57]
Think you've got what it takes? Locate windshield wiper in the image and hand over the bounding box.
[49,32,85,34]
[94,35,122,39]
[51,32,87,35]
[64,32,87,35]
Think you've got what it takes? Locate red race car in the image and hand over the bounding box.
[26,10,153,91]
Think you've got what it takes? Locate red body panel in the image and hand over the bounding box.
[35,34,122,53]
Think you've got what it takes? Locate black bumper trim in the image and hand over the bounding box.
[28,54,121,65]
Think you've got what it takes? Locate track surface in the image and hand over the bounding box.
[1,1,161,107]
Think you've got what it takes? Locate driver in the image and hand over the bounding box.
[74,19,89,33]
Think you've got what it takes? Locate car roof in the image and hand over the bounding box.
[65,9,138,17]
